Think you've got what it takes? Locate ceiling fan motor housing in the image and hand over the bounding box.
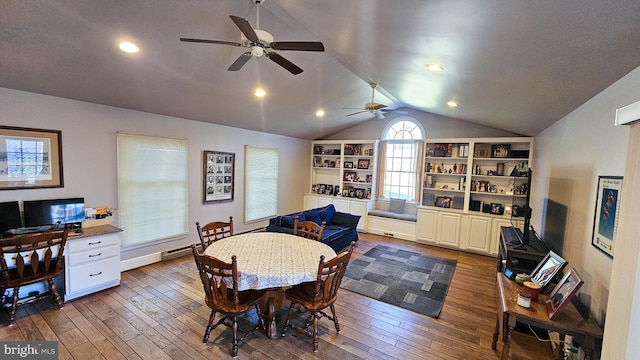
[241,29,273,56]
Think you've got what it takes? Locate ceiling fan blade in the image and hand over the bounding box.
[270,42,325,52]
[228,52,253,71]
[342,107,366,110]
[180,38,243,47]
[389,109,409,115]
[230,15,259,43]
[346,110,368,117]
[375,111,386,119]
[266,52,303,75]
[373,104,387,110]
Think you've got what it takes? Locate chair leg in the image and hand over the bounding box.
[8,287,19,326]
[311,311,319,352]
[254,303,266,332]
[48,279,64,309]
[203,310,217,343]
[281,301,296,336]
[231,315,239,358]
[329,303,340,332]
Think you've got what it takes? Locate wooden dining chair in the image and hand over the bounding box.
[191,244,266,358]
[0,228,69,326]
[196,216,233,249]
[281,241,355,352]
[293,215,325,241]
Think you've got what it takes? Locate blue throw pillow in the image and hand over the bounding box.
[317,204,336,224]
[332,212,361,229]
[282,212,305,228]
[304,209,323,226]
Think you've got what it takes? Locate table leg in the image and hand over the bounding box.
[501,315,516,360]
[260,289,284,339]
[492,314,499,350]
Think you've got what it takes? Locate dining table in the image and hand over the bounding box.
[203,231,337,338]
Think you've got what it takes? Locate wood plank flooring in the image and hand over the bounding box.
[0,233,555,359]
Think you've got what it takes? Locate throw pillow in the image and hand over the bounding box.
[331,212,360,229]
[389,198,406,213]
[282,212,305,228]
[304,209,323,226]
[317,204,336,224]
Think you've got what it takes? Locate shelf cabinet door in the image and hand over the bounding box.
[461,215,492,253]
[304,195,320,209]
[436,212,461,247]
[417,209,437,244]
[348,200,368,231]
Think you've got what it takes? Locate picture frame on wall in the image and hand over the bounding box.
[203,150,234,203]
[591,176,623,257]
[0,126,64,190]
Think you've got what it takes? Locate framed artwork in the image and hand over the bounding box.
[0,126,63,190]
[357,159,370,169]
[591,176,623,258]
[203,150,234,203]
[474,143,491,158]
[491,144,511,158]
[545,268,584,320]
[529,250,568,292]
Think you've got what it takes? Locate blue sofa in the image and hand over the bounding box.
[265,204,360,252]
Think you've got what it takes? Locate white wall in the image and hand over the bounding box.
[325,108,520,140]
[0,87,310,261]
[533,65,640,330]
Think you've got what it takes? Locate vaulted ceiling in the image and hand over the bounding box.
[2,1,640,139]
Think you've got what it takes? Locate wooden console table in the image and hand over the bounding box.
[492,272,603,360]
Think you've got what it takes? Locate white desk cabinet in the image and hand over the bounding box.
[64,225,122,301]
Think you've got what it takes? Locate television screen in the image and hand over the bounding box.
[23,198,85,228]
[0,201,22,233]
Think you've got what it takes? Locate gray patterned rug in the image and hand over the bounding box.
[341,245,457,318]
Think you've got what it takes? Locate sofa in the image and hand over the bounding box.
[265,204,360,252]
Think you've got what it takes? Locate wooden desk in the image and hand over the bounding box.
[492,272,603,360]
[204,232,336,338]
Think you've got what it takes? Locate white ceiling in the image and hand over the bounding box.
[2,1,640,139]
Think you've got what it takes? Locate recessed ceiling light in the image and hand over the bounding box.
[426,64,444,73]
[316,110,325,117]
[255,88,266,97]
[447,101,458,108]
[119,41,139,53]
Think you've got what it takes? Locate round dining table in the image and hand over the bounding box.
[203,231,337,338]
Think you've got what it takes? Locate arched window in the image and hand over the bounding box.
[378,118,425,201]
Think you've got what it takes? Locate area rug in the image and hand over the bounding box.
[340,245,457,318]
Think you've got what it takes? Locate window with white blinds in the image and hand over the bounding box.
[244,145,279,222]
[117,133,189,248]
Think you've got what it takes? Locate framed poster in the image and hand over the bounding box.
[203,150,234,203]
[591,176,623,257]
[0,126,63,190]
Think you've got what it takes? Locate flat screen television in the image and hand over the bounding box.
[0,201,22,234]
[23,197,85,228]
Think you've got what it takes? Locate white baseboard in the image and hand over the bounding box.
[367,216,417,241]
[120,253,162,272]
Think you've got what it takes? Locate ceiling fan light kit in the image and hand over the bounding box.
[180,0,324,74]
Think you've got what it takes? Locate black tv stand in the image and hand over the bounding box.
[497,226,549,274]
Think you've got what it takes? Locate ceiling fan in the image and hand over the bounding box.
[179,0,324,75]
[344,83,408,119]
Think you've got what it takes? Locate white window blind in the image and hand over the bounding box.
[117,133,188,248]
[244,145,278,222]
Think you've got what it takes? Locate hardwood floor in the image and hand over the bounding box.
[0,233,555,359]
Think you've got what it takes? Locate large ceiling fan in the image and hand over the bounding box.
[180,0,324,75]
[344,83,408,119]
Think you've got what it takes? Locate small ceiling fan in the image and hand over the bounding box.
[180,0,324,75]
[344,83,408,119]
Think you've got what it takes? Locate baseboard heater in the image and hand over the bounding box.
[160,227,265,261]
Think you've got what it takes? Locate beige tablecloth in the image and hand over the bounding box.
[203,232,337,291]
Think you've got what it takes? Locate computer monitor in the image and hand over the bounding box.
[0,201,22,233]
[23,197,85,228]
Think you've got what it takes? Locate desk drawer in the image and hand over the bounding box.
[67,234,119,253]
[68,258,120,294]
[67,244,119,267]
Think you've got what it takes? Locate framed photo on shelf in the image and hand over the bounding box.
[529,250,568,292]
[357,159,370,169]
[343,171,357,182]
[474,143,491,158]
[491,144,511,158]
[435,196,452,208]
[545,268,584,320]
[324,185,334,195]
[344,161,354,169]
[204,150,234,203]
[591,176,623,258]
[342,188,350,197]
[0,126,64,190]
[313,145,323,154]
[313,156,322,167]
[354,188,365,199]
